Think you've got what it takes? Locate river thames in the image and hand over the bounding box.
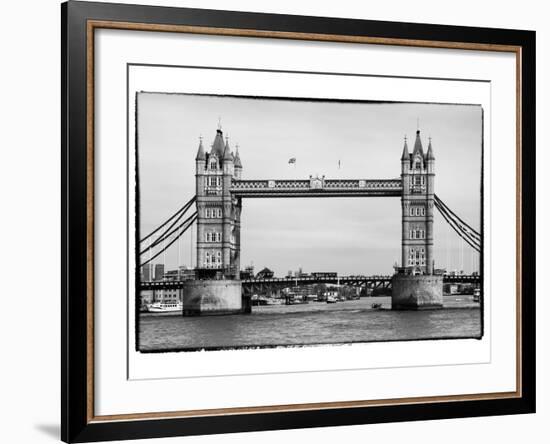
[138,295,482,352]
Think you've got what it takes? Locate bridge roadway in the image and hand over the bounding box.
[230,178,402,198]
[140,274,480,291]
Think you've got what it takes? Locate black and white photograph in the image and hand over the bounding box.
[136,93,483,352]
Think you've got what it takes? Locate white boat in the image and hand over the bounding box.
[147,301,183,313]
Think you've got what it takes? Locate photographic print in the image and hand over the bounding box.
[135,93,483,353]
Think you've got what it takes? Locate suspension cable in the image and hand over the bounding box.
[140,212,197,256]
[434,199,480,249]
[140,195,196,243]
[437,207,480,252]
[434,194,480,240]
[140,214,198,266]
[434,199,479,248]
[434,200,480,252]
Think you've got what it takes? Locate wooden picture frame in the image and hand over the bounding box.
[62,1,535,442]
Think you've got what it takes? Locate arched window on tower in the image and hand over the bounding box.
[209,158,217,170]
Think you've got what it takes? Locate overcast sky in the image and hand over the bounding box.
[137,93,482,276]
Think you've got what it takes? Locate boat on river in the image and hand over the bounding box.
[147,301,183,313]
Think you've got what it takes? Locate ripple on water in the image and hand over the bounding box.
[138,298,482,352]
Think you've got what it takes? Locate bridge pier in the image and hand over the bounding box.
[181,279,245,316]
[391,274,443,310]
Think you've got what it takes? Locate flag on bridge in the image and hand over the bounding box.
[288,157,296,164]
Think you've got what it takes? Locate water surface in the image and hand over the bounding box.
[138,296,481,352]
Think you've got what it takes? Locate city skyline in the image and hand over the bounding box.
[137,93,482,276]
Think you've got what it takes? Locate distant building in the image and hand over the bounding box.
[294,267,311,278]
[139,290,154,310]
[154,264,164,281]
[154,288,181,304]
[141,264,153,282]
[240,267,255,280]
[163,269,179,281]
[256,267,274,279]
[285,284,317,301]
[178,267,196,280]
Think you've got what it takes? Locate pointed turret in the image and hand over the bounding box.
[234,144,243,179]
[223,135,233,161]
[234,145,242,168]
[195,136,206,161]
[412,129,424,158]
[401,136,410,161]
[426,137,435,160]
[211,128,225,158]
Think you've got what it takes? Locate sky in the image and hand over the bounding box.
[137,93,482,276]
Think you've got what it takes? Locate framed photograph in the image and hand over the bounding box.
[61,1,536,442]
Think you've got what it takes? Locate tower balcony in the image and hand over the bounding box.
[410,185,426,194]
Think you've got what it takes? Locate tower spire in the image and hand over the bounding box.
[401,135,410,161]
[412,128,424,158]
[195,135,206,160]
[223,134,233,161]
[426,136,435,160]
[234,143,242,168]
[211,124,225,157]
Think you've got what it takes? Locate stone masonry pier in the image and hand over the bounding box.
[391,274,443,310]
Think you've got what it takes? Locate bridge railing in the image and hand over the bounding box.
[139,274,480,289]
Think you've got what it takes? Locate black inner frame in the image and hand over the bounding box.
[62,1,536,442]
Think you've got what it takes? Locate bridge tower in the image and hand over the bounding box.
[393,129,442,310]
[195,126,241,278]
[400,130,435,275]
[183,125,244,315]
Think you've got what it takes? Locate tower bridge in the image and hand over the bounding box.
[139,125,481,315]
[193,127,435,280]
